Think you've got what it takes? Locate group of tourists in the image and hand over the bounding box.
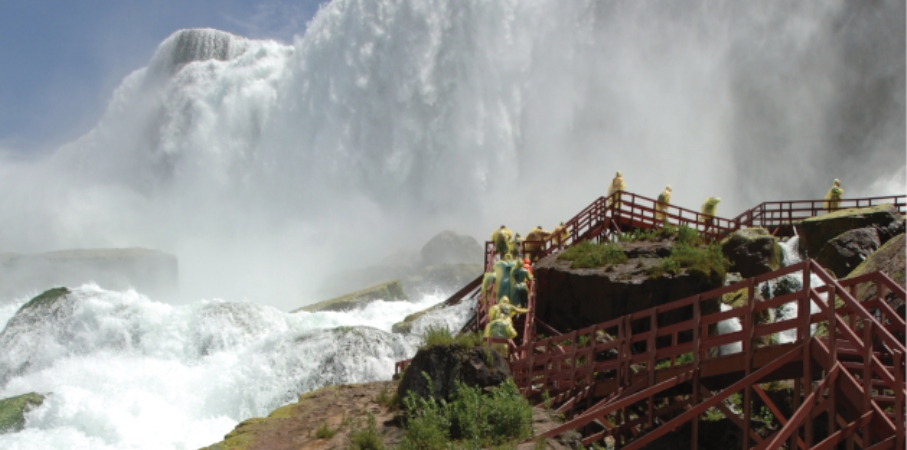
[480,174,846,344]
[608,171,845,226]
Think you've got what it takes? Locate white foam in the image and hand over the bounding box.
[0,284,456,449]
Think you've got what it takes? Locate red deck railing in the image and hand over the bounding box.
[396,191,906,447]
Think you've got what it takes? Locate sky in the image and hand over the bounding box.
[0,0,323,155]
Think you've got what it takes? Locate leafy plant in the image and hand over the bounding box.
[348,413,384,450]
[316,422,337,439]
[400,379,533,449]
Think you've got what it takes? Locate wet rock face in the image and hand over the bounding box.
[817,228,881,278]
[845,233,906,305]
[0,392,46,434]
[396,345,510,405]
[798,204,901,258]
[420,230,483,266]
[720,228,782,278]
[532,252,722,333]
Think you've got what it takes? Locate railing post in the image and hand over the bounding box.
[862,320,873,447]
[692,295,701,450]
[647,309,657,429]
[895,350,905,450]
[802,261,813,446]
[827,284,837,439]
[742,277,755,450]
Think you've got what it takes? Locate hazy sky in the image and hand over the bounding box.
[0,1,323,154]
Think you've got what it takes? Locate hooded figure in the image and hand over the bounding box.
[701,197,721,226]
[824,179,844,211]
[490,225,513,258]
[551,221,569,248]
[655,185,672,222]
[524,226,551,261]
[608,171,626,207]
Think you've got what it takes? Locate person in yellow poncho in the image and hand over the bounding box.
[655,185,672,223]
[550,221,569,248]
[490,225,513,258]
[824,179,843,211]
[608,171,626,207]
[523,226,551,262]
[701,197,721,227]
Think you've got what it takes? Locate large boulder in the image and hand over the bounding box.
[797,204,901,258]
[0,392,45,434]
[533,249,723,333]
[292,280,407,313]
[397,344,510,405]
[845,233,906,307]
[817,228,881,278]
[720,228,782,278]
[420,230,483,265]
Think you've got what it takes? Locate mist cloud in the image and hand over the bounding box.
[1,0,903,310]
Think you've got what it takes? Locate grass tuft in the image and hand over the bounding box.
[348,413,384,450]
[315,422,337,439]
[420,326,485,350]
[558,241,628,269]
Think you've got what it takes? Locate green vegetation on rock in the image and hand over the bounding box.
[18,287,69,312]
[399,379,533,449]
[558,241,628,269]
[293,280,407,313]
[618,224,702,246]
[419,326,485,351]
[0,392,45,434]
[647,242,730,282]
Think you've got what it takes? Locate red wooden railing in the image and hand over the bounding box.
[396,191,906,447]
[526,260,905,448]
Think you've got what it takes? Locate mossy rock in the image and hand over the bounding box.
[845,233,906,304]
[798,204,900,258]
[18,287,70,312]
[291,280,407,313]
[720,228,782,278]
[0,392,45,434]
[391,302,447,334]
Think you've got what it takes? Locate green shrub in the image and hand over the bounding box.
[558,241,628,269]
[348,413,384,450]
[400,379,533,449]
[376,385,400,410]
[647,242,729,280]
[420,327,485,351]
[316,422,337,439]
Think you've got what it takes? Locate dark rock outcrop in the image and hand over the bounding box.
[0,392,45,434]
[0,248,178,301]
[720,228,782,278]
[816,228,881,278]
[533,251,722,333]
[292,280,407,313]
[396,345,510,405]
[845,233,906,308]
[797,204,900,258]
[420,230,483,265]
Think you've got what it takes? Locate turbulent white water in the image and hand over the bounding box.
[0,285,472,449]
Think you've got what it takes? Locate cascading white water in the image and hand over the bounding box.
[717,303,742,355]
[0,285,472,449]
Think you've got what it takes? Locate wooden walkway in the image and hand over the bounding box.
[395,191,906,449]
